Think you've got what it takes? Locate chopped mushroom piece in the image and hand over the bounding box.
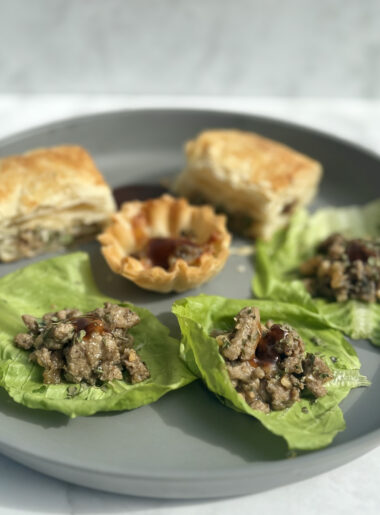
[217,306,261,361]
[215,307,333,413]
[14,303,150,386]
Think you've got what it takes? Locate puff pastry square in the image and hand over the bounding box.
[0,146,116,262]
[174,129,323,239]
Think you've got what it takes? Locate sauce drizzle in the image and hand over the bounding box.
[71,315,105,341]
[145,237,202,269]
[249,324,285,368]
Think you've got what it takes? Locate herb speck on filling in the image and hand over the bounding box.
[300,233,380,303]
[14,303,150,386]
[214,307,333,414]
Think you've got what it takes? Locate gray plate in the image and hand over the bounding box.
[0,108,379,499]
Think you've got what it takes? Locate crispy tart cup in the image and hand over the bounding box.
[98,195,231,293]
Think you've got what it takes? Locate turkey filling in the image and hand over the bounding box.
[214,307,332,413]
[14,303,150,386]
[300,233,380,303]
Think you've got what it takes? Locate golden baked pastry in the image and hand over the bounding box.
[98,194,231,293]
[0,146,116,262]
[174,129,323,239]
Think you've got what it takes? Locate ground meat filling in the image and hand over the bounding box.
[0,223,104,262]
[215,307,332,413]
[300,233,380,302]
[14,303,150,386]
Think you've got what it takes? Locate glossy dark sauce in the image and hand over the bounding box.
[281,200,297,215]
[249,324,285,368]
[113,184,168,207]
[145,237,201,269]
[71,315,105,341]
[346,240,376,263]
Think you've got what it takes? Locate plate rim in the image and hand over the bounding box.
[1,105,380,165]
[0,410,379,480]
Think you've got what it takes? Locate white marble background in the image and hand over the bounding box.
[0,95,379,515]
[0,0,380,96]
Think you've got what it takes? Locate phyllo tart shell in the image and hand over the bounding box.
[98,195,231,293]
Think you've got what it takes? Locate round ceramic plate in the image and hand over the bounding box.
[0,109,379,499]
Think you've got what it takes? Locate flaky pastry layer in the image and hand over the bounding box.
[0,145,116,261]
[174,129,323,239]
[0,145,115,225]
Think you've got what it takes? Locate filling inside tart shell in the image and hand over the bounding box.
[98,195,231,292]
[132,233,221,270]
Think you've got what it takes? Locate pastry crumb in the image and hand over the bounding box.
[230,245,255,256]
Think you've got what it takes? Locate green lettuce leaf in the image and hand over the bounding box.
[0,252,195,417]
[172,294,369,450]
[253,200,380,345]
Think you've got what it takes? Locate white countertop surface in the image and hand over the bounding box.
[2,1,380,98]
[0,95,379,515]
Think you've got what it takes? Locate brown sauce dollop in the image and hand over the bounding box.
[70,315,105,341]
[249,324,284,367]
[145,237,202,269]
[346,240,376,263]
